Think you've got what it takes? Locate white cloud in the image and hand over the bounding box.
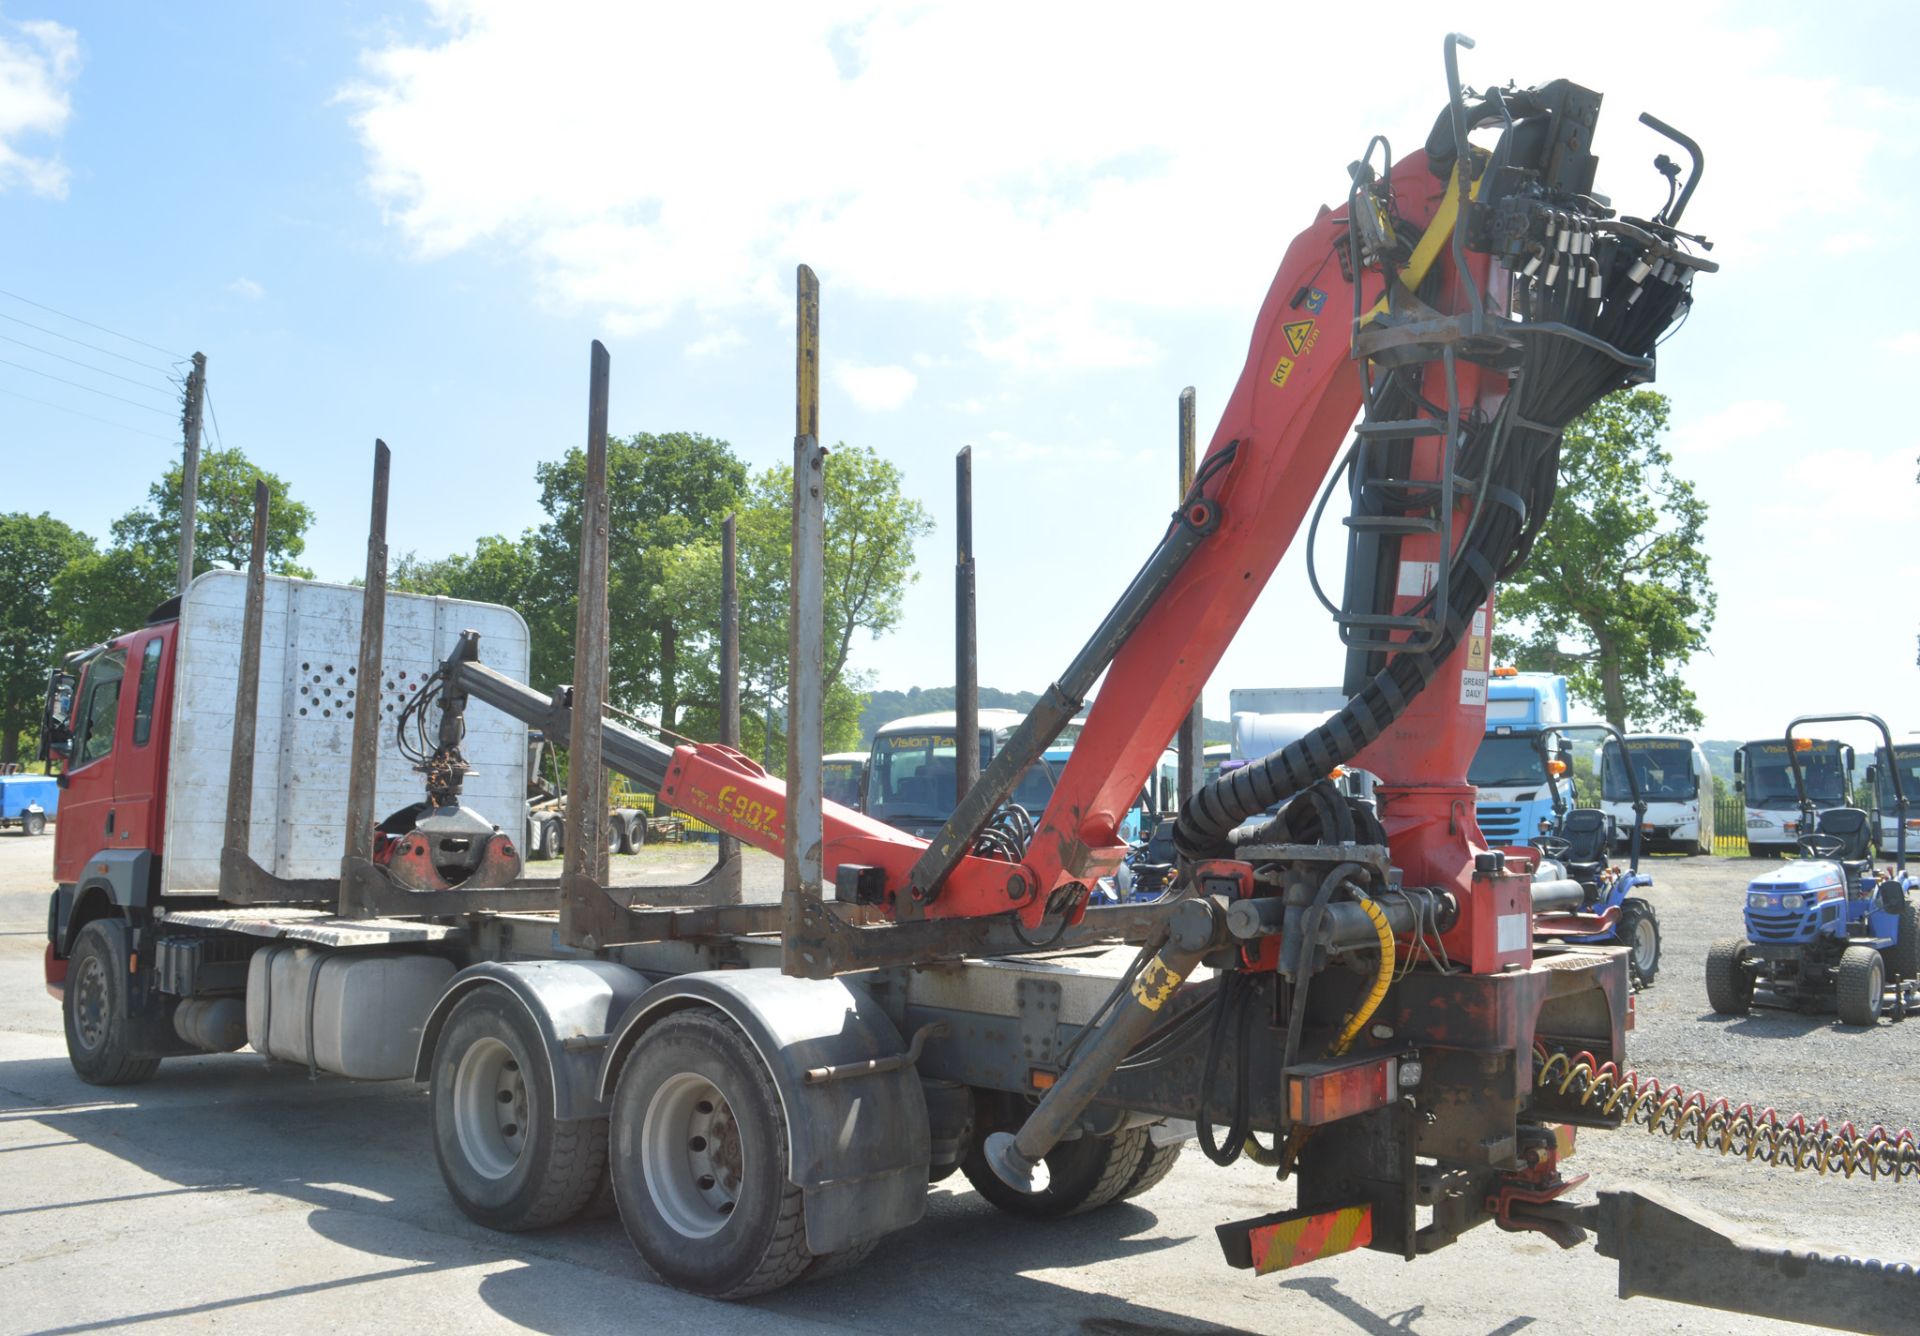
[836,360,917,411]
[684,326,744,359]
[1884,331,1920,355]
[342,5,1915,375]
[1677,398,1788,454]
[0,16,79,198]
[1762,447,1920,527]
[228,277,265,299]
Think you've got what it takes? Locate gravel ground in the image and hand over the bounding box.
[2,831,1917,1333]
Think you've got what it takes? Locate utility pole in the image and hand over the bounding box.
[177,351,207,594]
[1176,387,1204,805]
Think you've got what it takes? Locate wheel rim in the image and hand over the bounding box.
[453,1035,529,1180]
[73,952,107,1051]
[608,822,621,854]
[1631,918,1657,974]
[1869,962,1885,1018]
[641,1072,744,1239]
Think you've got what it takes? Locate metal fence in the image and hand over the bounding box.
[1712,793,1747,856]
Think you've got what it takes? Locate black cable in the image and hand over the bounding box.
[0,309,176,374]
[0,287,187,359]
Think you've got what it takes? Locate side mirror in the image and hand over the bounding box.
[1866,764,1879,786]
[1733,778,1744,794]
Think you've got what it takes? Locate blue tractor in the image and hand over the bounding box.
[1707,713,1920,1026]
[1527,721,1660,988]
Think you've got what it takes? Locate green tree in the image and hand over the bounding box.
[1493,390,1714,731]
[530,432,747,725]
[53,448,315,648]
[664,443,934,769]
[0,513,94,765]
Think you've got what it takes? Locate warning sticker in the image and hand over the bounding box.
[1283,319,1319,357]
[1396,561,1438,598]
[1467,609,1487,669]
[1271,357,1294,388]
[1459,669,1488,707]
[1303,287,1327,313]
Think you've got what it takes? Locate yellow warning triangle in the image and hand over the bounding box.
[1283,320,1315,356]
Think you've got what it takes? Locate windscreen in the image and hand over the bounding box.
[865,729,1033,821]
[1601,739,1697,801]
[822,760,863,809]
[1469,734,1547,788]
[1877,746,1920,812]
[1745,741,1847,805]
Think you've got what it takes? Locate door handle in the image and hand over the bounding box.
[105,808,115,836]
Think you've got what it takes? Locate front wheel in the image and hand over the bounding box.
[1620,899,1660,988]
[1836,946,1886,1028]
[429,989,606,1231]
[609,1010,819,1298]
[63,919,161,1085]
[1705,937,1755,1016]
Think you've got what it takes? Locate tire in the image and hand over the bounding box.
[607,816,625,856]
[1620,898,1660,988]
[544,818,563,858]
[629,814,648,849]
[22,810,45,837]
[429,989,607,1232]
[609,1010,816,1299]
[63,919,161,1085]
[961,1125,1147,1220]
[613,813,636,855]
[1704,938,1755,1016]
[527,818,552,862]
[1891,901,1920,982]
[1836,946,1886,1028]
[1118,1137,1183,1201]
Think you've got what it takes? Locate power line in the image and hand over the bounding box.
[203,383,225,451]
[0,354,176,415]
[0,383,176,441]
[0,331,176,395]
[0,309,176,375]
[0,286,187,360]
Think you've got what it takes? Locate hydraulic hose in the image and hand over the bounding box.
[1329,894,1395,1057]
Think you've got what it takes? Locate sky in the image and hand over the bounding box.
[2,1,1917,747]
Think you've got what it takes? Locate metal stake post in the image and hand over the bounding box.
[1176,387,1204,806]
[176,352,206,594]
[561,342,613,945]
[715,514,744,901]
[340,441,391,917]
[955,446,979,802]
[784,265,828,976]
[220,481,270,889]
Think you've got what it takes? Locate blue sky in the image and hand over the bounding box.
[3,1,1917,747]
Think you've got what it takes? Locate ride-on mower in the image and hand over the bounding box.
[1519,721,1660,988]
[1708,713,1920,1026]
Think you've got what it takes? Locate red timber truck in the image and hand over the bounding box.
[35,37,1916,1331]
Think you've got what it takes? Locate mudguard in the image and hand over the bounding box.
[413,960,651,1122]
[599,969,930,1254]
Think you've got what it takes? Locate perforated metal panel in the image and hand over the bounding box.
[164,570,529,892]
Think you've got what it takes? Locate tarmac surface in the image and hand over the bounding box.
[3,829,1918,1334]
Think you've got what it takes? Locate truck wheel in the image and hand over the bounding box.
[22,810,45,837]
[629,815,648,849]
[1836,947,1886,1028]
[613,814,635,855]
[1891,902,1920,981]
[961,1125,1146,1219]
[430,989,607,1232]
[63,920,161,1086]
[605,816,623,856]
[1704,938,1755,1016]
[527,819,552,862]
[544,818,563,858]
[1118,1138,1183,1200]
[609,1009,816,1298]
[1621,899,1660,988]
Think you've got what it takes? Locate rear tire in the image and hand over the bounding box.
[63,920,161,1086]
[1621,899,1660,988]
[22,810,45,837]
[609,1010,816,1298]
[543,818,563,858]
[1704,938,1754,1016]
[1836,947,1886,1028]
[1890,901,1920,982]
[430,989,607,1232]
[1118,1138,1183,1200]
[961,1126,1146,1219]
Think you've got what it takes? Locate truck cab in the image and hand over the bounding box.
[1469,669,1569,848]
[1598,735,1714,855]
[1736,737,1852,859]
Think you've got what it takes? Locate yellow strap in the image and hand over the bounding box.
[1358,156,1484,331]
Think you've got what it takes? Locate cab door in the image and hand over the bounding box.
[110,629,171,858]
[52,647,128,885]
